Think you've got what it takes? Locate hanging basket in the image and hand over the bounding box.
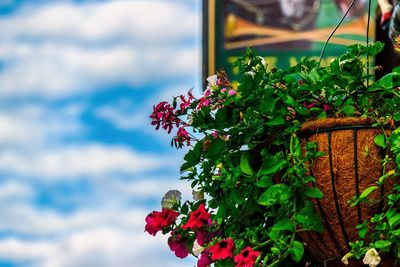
[299,117,396,266]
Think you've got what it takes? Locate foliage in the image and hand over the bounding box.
[146,42,400,266]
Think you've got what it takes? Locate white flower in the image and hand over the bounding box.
[192,239,204,256]
[206,75,218,87]
[363,248,381,267]
[341,252,353,265]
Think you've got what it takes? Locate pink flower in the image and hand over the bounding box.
[228,90,236,96]
[174,127,191,147]
[182,203,211,230]
[221,88,227,93]
[145,208,179,236]
[168,234,189,259]
[150,101,180,133]
[211,131,218,139]
[198,251,214,267]
[197,97,211,110]
[234,247,260,267]
[209,238,235,261]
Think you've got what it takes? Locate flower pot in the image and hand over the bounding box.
[299,117,395,266]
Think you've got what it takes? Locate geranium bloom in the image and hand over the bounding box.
[209,238,235,261]
[145,208,179,236]
[198,251,213,267]
[175,127,191,147]
[182,203,211,230]
[168,234,189,258]
[179,90,194,112]
[363,248,381,267]
[234,247,260,267]
[150,101,180,133]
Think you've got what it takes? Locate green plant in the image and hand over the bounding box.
[145,42,400,267]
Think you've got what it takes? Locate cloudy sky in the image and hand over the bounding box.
[0,0,200,266]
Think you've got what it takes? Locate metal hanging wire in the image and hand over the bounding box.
[318,0,374,88]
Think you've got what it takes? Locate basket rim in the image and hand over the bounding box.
[300,117,384,134]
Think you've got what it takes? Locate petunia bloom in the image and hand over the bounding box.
[168,234,189,259]
[363,248,381,267]
[145,208,179,236]
[182,203,211,230]
[209,238,235,261]
[198,251,213,267]
[234,246,260,267]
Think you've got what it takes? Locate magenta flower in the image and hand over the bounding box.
[303,100,318,109]
[211,131,218,139]
[174,127,191,147]
[179,89,194,112]
[150,101,180,133]
[197,251,214,267]
[168,234,189,259]
[323,104,331,111]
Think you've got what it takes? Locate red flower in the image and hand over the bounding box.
[234,247,260,267]
[182,203,211,230]
[209,238,235,261]
[168,234,189,259]
[144,208,179,236]
[150,101,180,133]
[174,127,191,147]
[197,251,214,267]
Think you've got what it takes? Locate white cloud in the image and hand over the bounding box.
[0,104,82,148]
[0,1,198,44]
[0,1,200,98]
[0,181,34,201]
[0,199,196,267]
[0,144,175,179]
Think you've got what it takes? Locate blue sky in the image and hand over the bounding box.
[0,0,200,266]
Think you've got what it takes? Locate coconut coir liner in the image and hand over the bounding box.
[298,118,396,266]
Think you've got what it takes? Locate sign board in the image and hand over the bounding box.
[203,0,376,82]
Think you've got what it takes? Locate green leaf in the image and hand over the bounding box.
[258,184,292,206]
[304,187,323,199]
[359,186,378,199]
[256,175,273,188]
[296,201,324,232]
[343,105,355,116]
[258,158,287,176]
[388,213,400,229]
[272,217,294,232]
[374,134,386,148]
[291,135,301,159]
[240,153,253,176]
[289,241,304,263]
[206,138,226,156]
[266,117,285,126]
[374,240,392,249]
[180,141,202,171]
